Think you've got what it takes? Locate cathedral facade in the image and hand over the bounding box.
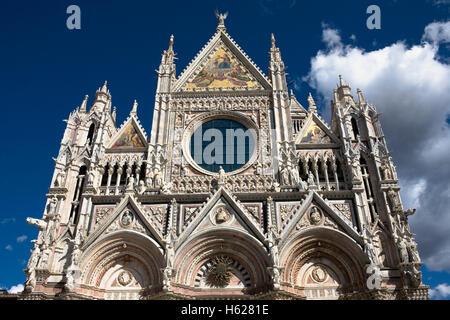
[22,15,428,300]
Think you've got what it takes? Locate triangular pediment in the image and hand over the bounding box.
[280,191,362,246]
[174,31,271,92]
[106,116,148,150]
[295,113,341,146]
[177,187,266,247]
[83,195,163,250]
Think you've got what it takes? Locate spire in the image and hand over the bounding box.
[161,34,175,65]
[307,93,317,113]
[215,10,228,32]
[336,75,352,100]
[168,34,174,52]
[101,80,108,93]
[80,95,88,113]
[357,88,365,104]
[130,100,138,117]
[270,33,282,62]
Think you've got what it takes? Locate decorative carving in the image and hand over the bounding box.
[311,266,327,283]
[309,207,323,225]
[120,210,134,228]
[206,256,233,288]
[118,270,133,286]
[214,205,231,224]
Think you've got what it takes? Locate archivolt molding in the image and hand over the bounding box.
[280,228,367,291]
[80,230,165,288]
[173,229,269,290]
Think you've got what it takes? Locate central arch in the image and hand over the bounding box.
[173,228,270,297]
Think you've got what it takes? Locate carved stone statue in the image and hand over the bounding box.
[387,188,402,212]
[154,168,163,187]
[290,165,300,185]
[397,238,409,264]
[127,175,135,190]
[54,171,66,187]
[215,206,230,224]
[215,10,228,26]
[268,267,280,290]
[307,172,316,187]
[364,240,377,265]
[138,180,146,194]
[162,267,174,291]
[216,166,225,186]
[266,227,280,267]
[309,207,322,225]
[280,166,290,185]
[381,161,393,180]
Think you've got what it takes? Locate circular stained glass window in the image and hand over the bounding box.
[189,119,256,173]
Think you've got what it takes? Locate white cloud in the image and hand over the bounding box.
[7,284,24,294]
[16,235,28,243]
[305,21,450,271]
[422,21,450,45]
[5,245,12,251]
[430,283,450,299]
[321,23,342,49]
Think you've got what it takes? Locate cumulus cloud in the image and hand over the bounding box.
[305,22,450,271]
[430,283,450,299]
[321,23,342,49]
[16,235,28,243]
[422,21,450,44]
[7,284,24,294]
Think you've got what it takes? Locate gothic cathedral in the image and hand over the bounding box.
[23,15,428,300]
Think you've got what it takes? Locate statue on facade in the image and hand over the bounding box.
[381,161,393,180]
[154,168,163,187]
[137,180,146,194]
[265,227,280,267]
[218,166,226,186]
[307,172,316,187]
[280,166,290,185]
[397,237,409,264]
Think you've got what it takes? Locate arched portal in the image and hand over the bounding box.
[281,227,367,300]
[174,229,270,297]
[79,231,164,300]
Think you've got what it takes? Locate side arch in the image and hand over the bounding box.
[79,230,164,299]
[280,227,368,299]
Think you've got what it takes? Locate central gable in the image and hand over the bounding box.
[185,46,259,90]
[174,31,271,92]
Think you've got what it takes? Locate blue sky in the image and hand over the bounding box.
[0,0,449,298]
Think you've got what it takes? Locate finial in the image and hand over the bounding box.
[101,80,108,93]
[271,33,276,49]
[130,100,138,116]
[168,34,174,51]
[357,88,365,104]
[308,93,317,113]
[215,10,228,31]
[80,95,88,112]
